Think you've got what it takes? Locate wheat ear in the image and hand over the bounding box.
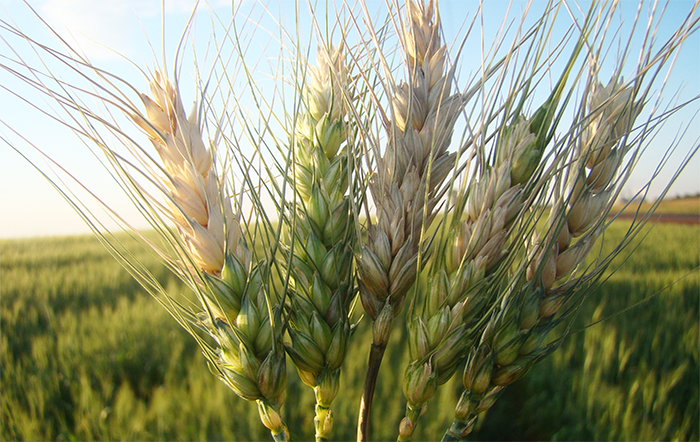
[132,73,289,441]
[356,1,462,440]
[284,45,356,442]
[442,74,642,442]
[398,62,579,436]
[398,116,541,440]
[397,8,596,434]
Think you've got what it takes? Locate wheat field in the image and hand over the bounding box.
[2,209,697,441]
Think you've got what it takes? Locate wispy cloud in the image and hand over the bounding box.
[36,0,228,60]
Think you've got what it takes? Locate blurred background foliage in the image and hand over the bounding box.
[2,204,698,441]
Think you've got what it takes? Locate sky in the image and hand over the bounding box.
[1,0,698,239]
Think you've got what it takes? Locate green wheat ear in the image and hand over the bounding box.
[283,44,357,442]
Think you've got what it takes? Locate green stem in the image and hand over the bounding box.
[441,416,477,442]
[397,404,423,442]
[314,402,332,442]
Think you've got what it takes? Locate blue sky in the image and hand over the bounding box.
[1,0,698,238]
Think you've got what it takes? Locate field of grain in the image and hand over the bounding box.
[612,196,700,225]
[2,218,698,441]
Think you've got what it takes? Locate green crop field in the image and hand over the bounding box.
[2,220,698,441]
[613,196,700,216]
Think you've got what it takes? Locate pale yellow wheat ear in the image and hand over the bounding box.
[129,71,290,441]
[131,72,248,276]
[354,1,465,439]
[528,76,642,297]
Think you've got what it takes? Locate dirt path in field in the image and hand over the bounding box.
[611,213,700,225]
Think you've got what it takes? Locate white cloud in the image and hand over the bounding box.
[36,0,212,60]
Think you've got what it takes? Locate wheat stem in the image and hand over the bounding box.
[357,341,388,442]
